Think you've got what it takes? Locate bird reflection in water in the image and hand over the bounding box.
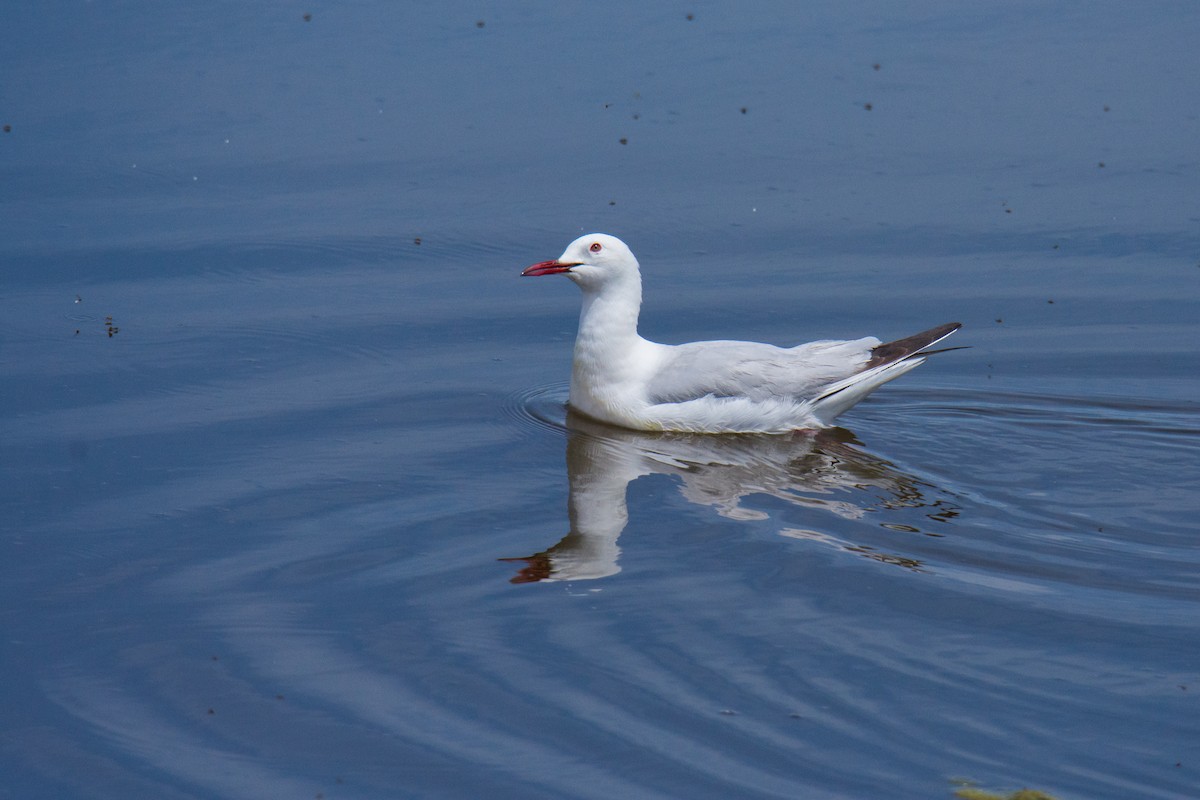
[501,413,958,583]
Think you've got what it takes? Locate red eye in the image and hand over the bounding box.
[589,242,602,252]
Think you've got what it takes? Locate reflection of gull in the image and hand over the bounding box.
[502,413,948,583]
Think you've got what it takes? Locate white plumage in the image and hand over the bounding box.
[522,233,959,433]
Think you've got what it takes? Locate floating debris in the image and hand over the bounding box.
[954,788,1059,800]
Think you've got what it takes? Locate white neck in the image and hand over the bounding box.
[569,276,653,420]
[577,276,641,342]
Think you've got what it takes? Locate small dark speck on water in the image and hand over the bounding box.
[476,20,485,28]
[302,13,311,22]
[1052,243,1060,249]
[608,200,616,206]
[863,103,873,111]
[995,318,1003,324]
[276,694,285,700]
[686,13,694,21]
[1104,104,1111,111]
[2,124,10,133]
[740,107,747,114]
[413,237,422,245]
[1098,161,1106,168]
[1047,299,1055,304]
[619,137,628,145]
[211,655,219,661]
[873,63,881,70]
[207,708,215,715]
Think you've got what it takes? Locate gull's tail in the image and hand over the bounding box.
[809,322,962,425]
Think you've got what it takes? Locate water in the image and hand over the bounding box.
[3,2,1199,798]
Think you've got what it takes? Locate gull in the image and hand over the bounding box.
[522,233,960,434]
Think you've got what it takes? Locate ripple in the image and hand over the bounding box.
[502,383,1200,612]
[23,378,1198,800]
[856,387,1200,610]
[229,320,397,364]
[872,386,1200,428]
[505,381,571,435]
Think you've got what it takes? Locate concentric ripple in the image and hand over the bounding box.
[504,381,571,435]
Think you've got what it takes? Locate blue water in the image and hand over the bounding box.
[3,3,1199,799]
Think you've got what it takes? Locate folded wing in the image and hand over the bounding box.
[645,337,880,404]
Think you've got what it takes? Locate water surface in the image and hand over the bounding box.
[3,2,1199,799]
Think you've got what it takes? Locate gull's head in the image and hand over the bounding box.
[521,233,639,291]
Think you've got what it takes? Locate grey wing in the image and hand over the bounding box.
[645,338,879,404]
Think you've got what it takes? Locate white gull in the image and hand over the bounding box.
[522,233,960,434]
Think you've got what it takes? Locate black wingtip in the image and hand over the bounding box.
[866,322,962,369]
